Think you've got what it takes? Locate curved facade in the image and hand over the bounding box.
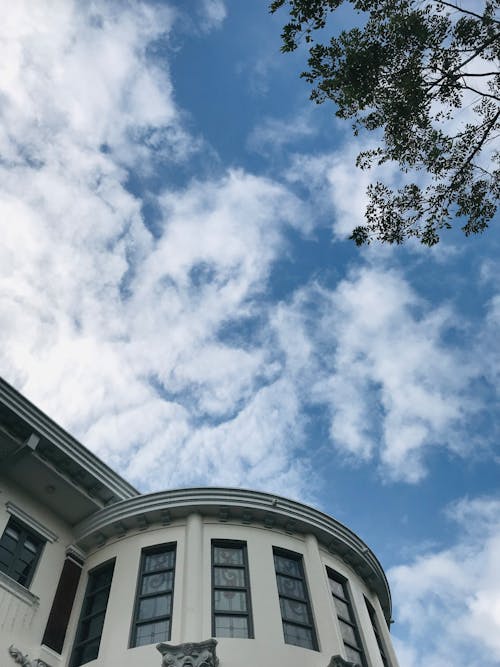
[0,380,399,667]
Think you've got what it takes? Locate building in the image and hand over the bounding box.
[0,378,399,667]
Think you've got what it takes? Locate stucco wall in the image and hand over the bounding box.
[0,476,75,663]
[59,514,398,667]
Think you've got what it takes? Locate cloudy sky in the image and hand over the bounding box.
[1,2,499,665]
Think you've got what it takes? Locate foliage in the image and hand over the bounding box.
[270,0,500,245]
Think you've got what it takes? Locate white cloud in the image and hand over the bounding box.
[247,110,317,156]
[286,142,403,238]
[0,2,316,499]
[268,267,485,483]
[390,495,500,667]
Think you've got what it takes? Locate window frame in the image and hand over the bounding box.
[327,567,367,667]
[211,539,254,639]
[273,547,318,651]
[365,596,390,667]
[129,542,177,648]
[70,558,115,667]
[0,517,45,588]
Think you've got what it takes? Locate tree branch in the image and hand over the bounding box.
[434,0,500,24]
[461,84,500,101]
[451,108,500,186]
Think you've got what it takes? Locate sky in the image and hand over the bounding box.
[0,2,499,665]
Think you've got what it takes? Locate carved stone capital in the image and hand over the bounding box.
[8,646,50,667]
[327,655,361,667]
[157,639,218,667]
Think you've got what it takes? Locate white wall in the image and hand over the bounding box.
[59,514,398,667]
[0,476,75,665]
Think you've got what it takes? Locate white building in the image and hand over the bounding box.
[0,378,399,667]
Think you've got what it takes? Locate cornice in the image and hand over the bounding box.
[6,502,59,543]
[73,487,392,622]
[0,378,139,502]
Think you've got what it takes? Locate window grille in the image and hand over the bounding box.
[70,559,115,667]
[0,517,44,588]
[212,540,253,638]
[131,544,176,647]
[328,569,367,666]
[273,548,318,650]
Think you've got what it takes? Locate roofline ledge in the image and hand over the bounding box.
[73,486,392,622]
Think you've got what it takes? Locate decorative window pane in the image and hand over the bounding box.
[280,598,311,624]
[138,594,171,620]
[70,560,115,667]
[141,570,174,595]
[212,541,253,639]
[214,590,248,612]
[334,597,351,621]
[328,569,366,667]
[144,551,175,573]
[214,615,249,638]
[0,518,44,588]
[213,546,244,566]
[135,619,170,647]
[273,548,317,651]
[274,554,301,578]
[131,544,176,648]
[277,574,306,599]
[214,566,245,588]
[283,622,315,649]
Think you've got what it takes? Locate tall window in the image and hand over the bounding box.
[328,569,366,666]
[0,518,44,588]
[273,548,318,650]
[211,540,253,638]
[70,559,115,667]
[131,544,176,647]
[365,597,390,667]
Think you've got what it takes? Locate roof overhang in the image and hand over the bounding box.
[0,378,139,525]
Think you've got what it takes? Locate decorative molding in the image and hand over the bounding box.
[218,507,229,522]
[8,645,50,667]
[327,655,360,667]
[0,378,139,501]
[65,545,86,565]
[5,502,58,543]
[241,510,252,524]
[73,487,392,622]
[0,569,40,606]
[112,521,127,537]
[157,639,218,667]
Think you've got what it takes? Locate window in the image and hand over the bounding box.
[0,518,44,588]
[365,597,390,667]
[211,540,253,638]
[70,560,115,667]
[130,544,176,647]
[328,569,366,667]
[273,548,318,650]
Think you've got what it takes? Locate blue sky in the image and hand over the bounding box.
[0,2,499,665]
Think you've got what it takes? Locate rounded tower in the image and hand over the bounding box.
[64,487,398,667]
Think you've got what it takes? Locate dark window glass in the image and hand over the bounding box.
[0,518,44,587]
[365,597,390,667]
[131,544,176,647]
[212,541,253,638]
[273,548,318,651]
[70,560,115,667]
[328,569,366,667]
